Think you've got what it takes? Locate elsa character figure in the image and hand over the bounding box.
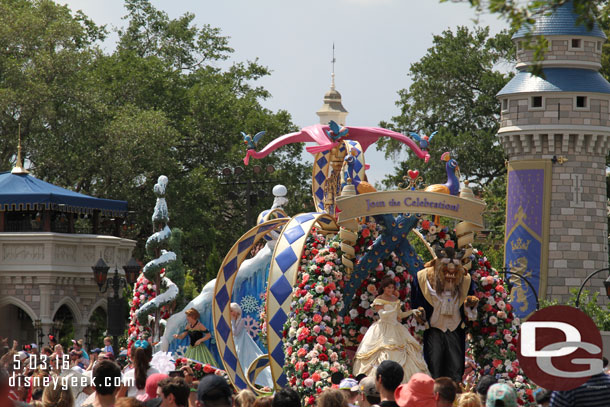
[353,277,429,383]
[230,303,273,388]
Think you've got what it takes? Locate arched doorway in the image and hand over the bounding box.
[52,305,75,350]
[0,304,35,346]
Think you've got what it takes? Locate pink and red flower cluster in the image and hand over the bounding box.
[174,357,224,380]
[343,251,419,346]
[127,271,170,350]
[283,231,350,404]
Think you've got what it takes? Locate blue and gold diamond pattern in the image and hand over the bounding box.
[213,218,289,391]
[312,140,366,213]
[265,212,338,388]
[257,208,288,241]
[341,140,365,189]
[312,151,330,212]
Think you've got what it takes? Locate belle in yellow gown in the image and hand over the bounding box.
[353,278,429,383]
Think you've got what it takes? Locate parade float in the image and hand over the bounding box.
[137,122,536,405]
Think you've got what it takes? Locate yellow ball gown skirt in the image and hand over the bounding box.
[352,298,429,383]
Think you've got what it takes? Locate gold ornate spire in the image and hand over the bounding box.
[316,44,348,126]
[11,123,29,174]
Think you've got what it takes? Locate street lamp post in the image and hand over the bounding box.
[34,320,44,349]
[500,267,540,311]
[84,327,91,351]
[575,267,610,308]
[51,320,63,339]
[221,165,275,226]
[91,257,140,355]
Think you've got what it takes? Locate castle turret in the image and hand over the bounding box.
[317,73,348,126]
[499,1,609,313]
[317,47,348,125]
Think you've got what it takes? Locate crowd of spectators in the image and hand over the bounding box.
[1,335,609,407]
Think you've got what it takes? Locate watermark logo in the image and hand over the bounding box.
[517,305,603,391]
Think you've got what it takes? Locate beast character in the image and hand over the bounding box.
[411,245,478,382]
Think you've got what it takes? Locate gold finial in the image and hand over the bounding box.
[551,155,568,165]
[12,124,29,174]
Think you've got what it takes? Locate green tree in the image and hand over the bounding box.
[447,0,607,74]
[379,27,513,189]
[0,0,312,296]
[567,289,610,331]
[448,0,605,34]
[0,0,105,171]
[378,26,514,267]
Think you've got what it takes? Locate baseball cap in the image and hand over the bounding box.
[197,374,232,401]
[358,377,380,398]
[394,373,435,407]
[30,344,38,349]
[339,378,358,391]
[485,383,517,407]
[91,348,101,354]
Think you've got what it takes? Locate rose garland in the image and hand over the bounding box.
[343,251,422,346]
[174,357,227,380]
[127,272,170,349]
[283,231,351,405]
[469,253,535,405]
[258,287,268,345]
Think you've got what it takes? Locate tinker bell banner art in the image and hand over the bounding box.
[335,190,486,227]
[505,160,552,319]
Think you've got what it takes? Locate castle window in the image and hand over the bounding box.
[502,99,509,111]
[517,41,523,51]
[570,38,582,49]
[597,41,602,51]
[575,96,588,109]
[530,96,543,109]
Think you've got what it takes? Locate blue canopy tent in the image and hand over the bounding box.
[0,172,128,233]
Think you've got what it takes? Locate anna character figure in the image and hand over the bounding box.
[173,308,218,366]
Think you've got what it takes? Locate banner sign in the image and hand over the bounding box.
[335,190,486,227]
[505,160,552,320]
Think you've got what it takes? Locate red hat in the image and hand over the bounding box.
[394,373,436,407]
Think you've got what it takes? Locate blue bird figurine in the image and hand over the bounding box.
[325,120,349,142]
[409,130,437,151]
[242,131,266,150]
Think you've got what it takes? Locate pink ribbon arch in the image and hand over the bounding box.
[243,124,430,165]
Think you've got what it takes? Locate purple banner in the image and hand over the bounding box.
[505,163,550,319]
[506,169,544,236]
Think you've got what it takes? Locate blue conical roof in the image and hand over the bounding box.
[497,68,610,96]
[513,1,606,40]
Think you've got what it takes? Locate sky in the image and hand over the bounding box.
[60,0,508,185]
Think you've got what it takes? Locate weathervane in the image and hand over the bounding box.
[332,43,336,74]
[331,43,336,90]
